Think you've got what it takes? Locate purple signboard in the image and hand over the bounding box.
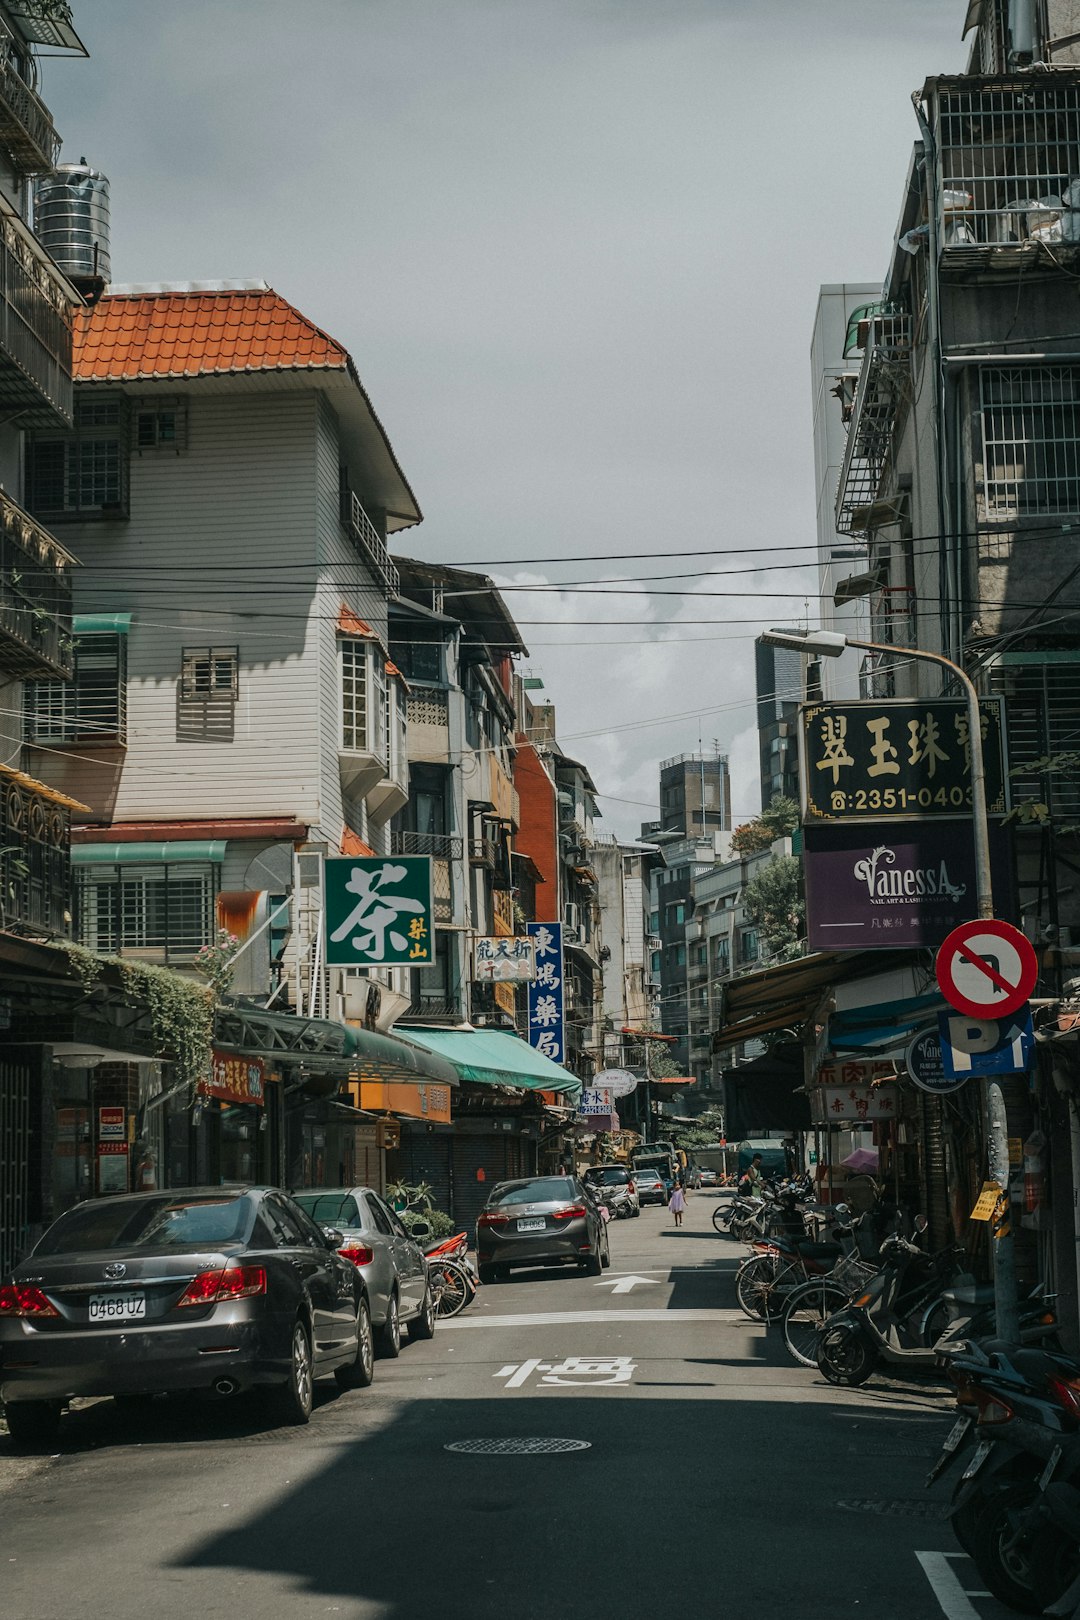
[803,821,1013,951]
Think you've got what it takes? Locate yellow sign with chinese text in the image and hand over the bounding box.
[970,1181,1004,1222]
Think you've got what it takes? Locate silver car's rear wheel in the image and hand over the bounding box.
[336,1297,375,1389]
[379,1292,401,1359]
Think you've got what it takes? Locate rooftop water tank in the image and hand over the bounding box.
[35,160,110,289]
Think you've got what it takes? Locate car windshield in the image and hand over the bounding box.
[586,1168,628,1184]
[35,1194,256,1256]
[292,1194,361,1226]
[489,1178,576,1207]
[639,1173,662,1183]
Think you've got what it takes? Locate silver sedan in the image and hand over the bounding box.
[291,1187,434,1356]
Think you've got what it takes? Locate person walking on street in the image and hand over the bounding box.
[669,1180,686,1227]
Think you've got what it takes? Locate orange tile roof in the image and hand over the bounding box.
[73,288,351,382]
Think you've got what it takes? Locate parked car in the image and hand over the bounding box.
[0,1186,375,1448]
[635,1170,668,1206]
[583,1164,640,1217]
[292,1186,435,1353]
[476,1175,610,1282]
[699,1169,718,1188]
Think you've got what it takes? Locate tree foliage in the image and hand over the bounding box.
[1005,752,1080,836]
[742,854,805,961]
[624,1028,682,1079]
[665,1107,726,1151]
[731,795,800,856]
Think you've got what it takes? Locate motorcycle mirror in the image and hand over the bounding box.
[914,1214,929,1234]
[410,1221,432,1240]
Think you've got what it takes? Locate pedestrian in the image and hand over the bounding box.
[739,1153,764,1198]
[669,1180,686,1227]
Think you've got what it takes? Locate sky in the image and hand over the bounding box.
[45,0,966,837]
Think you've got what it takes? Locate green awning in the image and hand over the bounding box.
[73,613,132,635]
[72,841,226,865]
[395,1026,581,1101]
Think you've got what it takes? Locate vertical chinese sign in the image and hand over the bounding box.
[324,856,434,967]
[526,921,565,1064]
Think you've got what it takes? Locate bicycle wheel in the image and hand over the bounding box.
[431,1261,470,1319]
[711,1205,730,1233]
[781,1280,850,1367]
[735,1255,777,1320]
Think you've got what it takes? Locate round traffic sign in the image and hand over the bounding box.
[935,918,1038,1019]
[903,1028,968,1095]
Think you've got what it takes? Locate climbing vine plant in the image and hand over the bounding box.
[53,943,215,1089]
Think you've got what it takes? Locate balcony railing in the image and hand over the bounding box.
[929,76,1080,273]
[0,50,59,173]
[870,585,916,648]
[835,314,911,535]
[0,763,74,936]
[391,830,463,861]
[0,489,73,678]
[340,485,400,595]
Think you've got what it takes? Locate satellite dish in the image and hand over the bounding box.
[595,1068,638,1099]
[244,843,293,892]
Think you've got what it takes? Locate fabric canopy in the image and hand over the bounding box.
[395,1026,581,1101]
[72,841,226,865]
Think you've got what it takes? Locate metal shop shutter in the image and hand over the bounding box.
[451,1133,527,1236]
[396,1131,452,1221]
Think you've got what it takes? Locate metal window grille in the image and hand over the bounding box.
[77,862,217,960]
[934,80,1080,250]
[25,630,126,743]
[989,657,1080,822]
[341,637,368,751]
[980,366,1080,516]
[26,395,130,519]
[180,646,238,701]
[135,397,187,452]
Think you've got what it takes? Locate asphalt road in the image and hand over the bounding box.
[1,1193,1017,1620]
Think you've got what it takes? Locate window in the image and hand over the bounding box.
[740,928,759,964]
[177,646,238,744]
[341,637,387,758]
[26,631,126,744]
[135,398,187,453]
[26,396,130,520]
[981,366,1080,517]
[364,1195,394,1237]
[390,636,442,684]
[76,862,217,961]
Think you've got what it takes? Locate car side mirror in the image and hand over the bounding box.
[323,1226,344,1249]
[410,1220,432,1240]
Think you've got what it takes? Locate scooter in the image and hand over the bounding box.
[423,1230,479,1318]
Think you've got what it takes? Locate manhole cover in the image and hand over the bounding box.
[445,1437,591,1455]
[836,1498,950,1520]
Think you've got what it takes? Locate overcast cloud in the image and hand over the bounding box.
[47,0,964,834]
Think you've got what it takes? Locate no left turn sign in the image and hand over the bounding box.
[935,918,1038,1019]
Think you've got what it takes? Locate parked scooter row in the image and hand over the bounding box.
[926,1335,1080,1613]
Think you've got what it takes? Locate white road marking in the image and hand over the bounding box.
[439,1307,749,1328]
[915,1552,982,1619]
[594,1275,658,1295]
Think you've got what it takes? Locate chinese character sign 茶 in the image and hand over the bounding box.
[527,921,565,1064]
[324,856,435,967]
[799,698,1008,823]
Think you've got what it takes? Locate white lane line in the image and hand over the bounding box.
[915,1552,982,1620]
[438,1307,750,1328]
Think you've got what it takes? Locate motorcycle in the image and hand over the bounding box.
[422,1230,479,1319]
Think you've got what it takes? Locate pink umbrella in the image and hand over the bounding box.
[840,1147,879,1173]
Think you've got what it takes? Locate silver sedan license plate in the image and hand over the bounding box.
[516,1218,545,1232]
[88,1292,146,1322]
[961,1440,993,1482]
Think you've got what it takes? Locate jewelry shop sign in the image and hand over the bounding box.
[799,698,1008,823]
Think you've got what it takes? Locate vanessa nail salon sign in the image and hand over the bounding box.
[803,821,1012,950]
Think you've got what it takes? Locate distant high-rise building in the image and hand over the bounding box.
[755,637,801,811]
[655,751,731,837]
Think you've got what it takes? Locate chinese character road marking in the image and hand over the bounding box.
[494,1355,637,1389]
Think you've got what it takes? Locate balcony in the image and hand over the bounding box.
[834,313,911,536]
[0,762,79,936]
[0,210,74,427]
[927,75,1080,278]
[0,490,73,678]
[340,483,400,595]
[0,49,59,173]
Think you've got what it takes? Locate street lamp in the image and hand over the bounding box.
[763,626,1017,1338]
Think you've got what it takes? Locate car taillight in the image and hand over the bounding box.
[973,1388,1015,1425]
[0,1284,59,1319]
[176,1265,266,1307]
[1049,1376,1080,1419]
[552,1205,587,1220]
[477,1212,509,1228]
[338,1245,374,1267]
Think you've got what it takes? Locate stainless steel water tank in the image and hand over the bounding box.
[34,161,111,284]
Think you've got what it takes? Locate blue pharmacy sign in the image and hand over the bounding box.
[526,921,565,1065]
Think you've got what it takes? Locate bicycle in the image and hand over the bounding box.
[780,1256,878,1366]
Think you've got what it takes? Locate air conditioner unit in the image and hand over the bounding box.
[563,927,582,947]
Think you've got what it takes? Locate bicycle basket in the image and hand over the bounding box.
[831,1256,877,1295]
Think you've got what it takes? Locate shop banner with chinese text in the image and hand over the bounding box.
[526,921,565,1064]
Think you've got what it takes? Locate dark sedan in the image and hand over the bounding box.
[476,1176,610,1282]
[0,1186,374,1448]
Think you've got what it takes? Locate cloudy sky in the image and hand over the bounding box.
[47,0,965,836]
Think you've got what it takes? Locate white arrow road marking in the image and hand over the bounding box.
[594,1274,658,1295]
